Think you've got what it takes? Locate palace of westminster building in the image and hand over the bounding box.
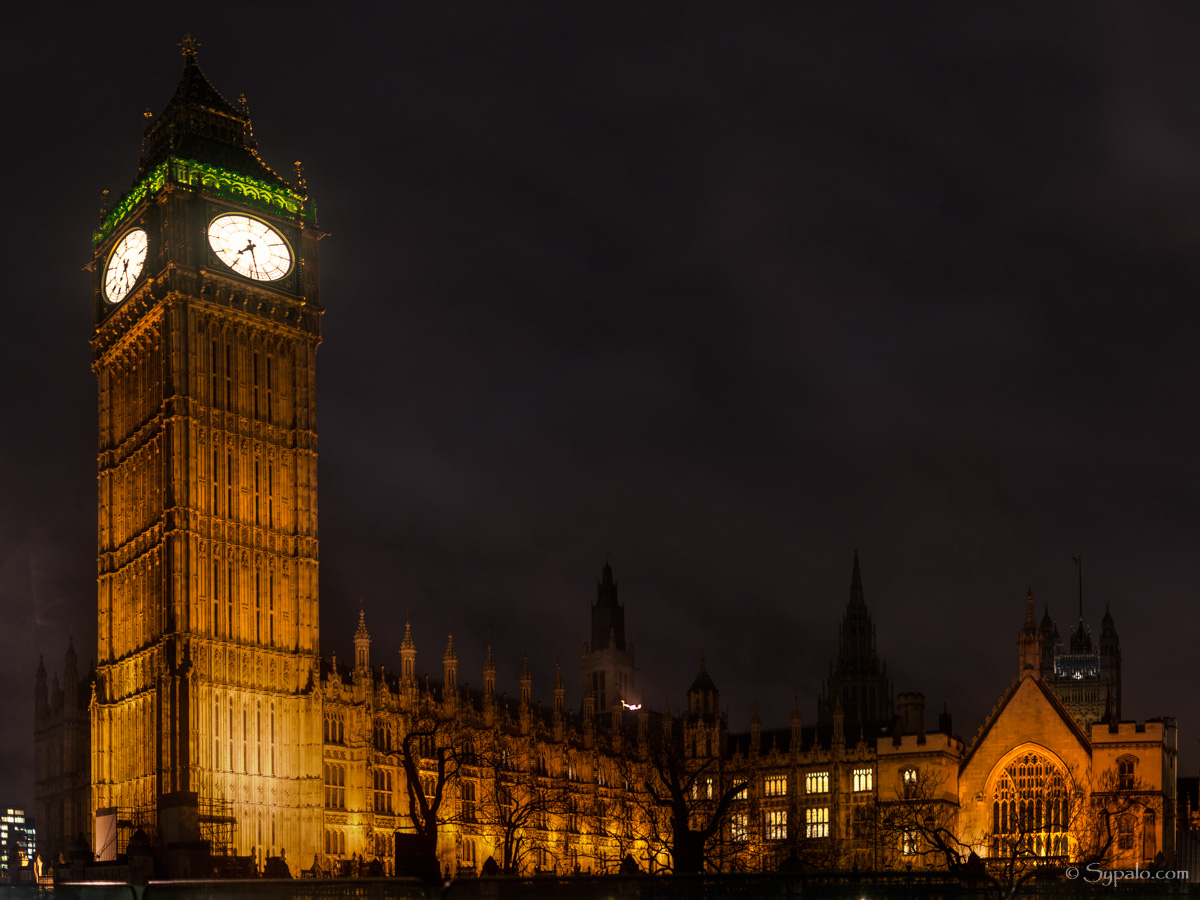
[34,45,1177,877]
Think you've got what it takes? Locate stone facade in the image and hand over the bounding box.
[33,639,91,861]
[33,43,1180,879]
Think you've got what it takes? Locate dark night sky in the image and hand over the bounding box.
[3,4,1199,812]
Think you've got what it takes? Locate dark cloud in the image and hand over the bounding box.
[3,2,1198,811]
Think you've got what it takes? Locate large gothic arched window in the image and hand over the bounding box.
[991,751,1070,858]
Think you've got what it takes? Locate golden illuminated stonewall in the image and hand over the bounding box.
[87,42,324,863]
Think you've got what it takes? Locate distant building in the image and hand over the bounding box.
[33,640,90,862]
[0,808,36,871]
[1030,587,1122,727]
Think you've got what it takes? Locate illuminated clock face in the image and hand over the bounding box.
[207,214,292,281]
[103,229,149,304]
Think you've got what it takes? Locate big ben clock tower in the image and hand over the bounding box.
[90,37,323,862]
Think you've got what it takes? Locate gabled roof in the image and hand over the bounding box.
[959,674,1091,773]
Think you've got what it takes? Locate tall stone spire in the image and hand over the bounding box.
[818,551,893,728]
[590,560,625,651]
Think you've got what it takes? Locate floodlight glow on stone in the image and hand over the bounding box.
[207,214,292,281]
[103,229,149,304]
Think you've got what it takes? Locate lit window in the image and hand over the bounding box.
[764,775,787,797]
[853,767,874,792]
[705,777,713,799]
[1118,815,1134,851]
[731,813,748,842]
[990,752,1069,859]
[902,829,917,855]
[806,806,829,838]
[806,771,830,794]
[461,781,477,822]
[902,767,919,799]
[765,809,787,841]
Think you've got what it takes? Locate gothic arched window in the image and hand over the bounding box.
[990,751,1069,858]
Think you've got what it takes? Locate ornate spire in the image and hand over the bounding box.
[399,620,416,681]
[849,549,866,608]
[553,664,565,716]
[482,643,496,699]
[139,36,290,187]
[443,634,458,691]
[178,32,201,57]
[820,551,891,727]
[591,559,625,651]
[519,655,532,707]
[1039,601,1054,634]
[353,600,370,670]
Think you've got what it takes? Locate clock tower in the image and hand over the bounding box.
[90,38,323,862]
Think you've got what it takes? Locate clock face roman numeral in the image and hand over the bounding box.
[103,229,149,304]
[208,214,292,282]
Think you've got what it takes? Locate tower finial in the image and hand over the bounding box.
[179,33,201,57]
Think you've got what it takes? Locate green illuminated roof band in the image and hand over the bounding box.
[94,158,311,248]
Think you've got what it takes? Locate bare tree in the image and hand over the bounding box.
[474,733,570,874]
[876,766,971,872]
[388,698,463,881]
[619,731,750,874]
[1072,766,1159,869]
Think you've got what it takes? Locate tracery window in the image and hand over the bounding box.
[806,771,830,794]
[853,767,874,792]
[1118,757,1135,790]
[1118,814,1134,851]
[990,751,1069,858]
[325,763,345,809]
[806,806,829,838]
[373,768,393,813]
[765,809,787,841]
[460,780,477,822]
[731,813,749,842]
[764,775,787,797]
